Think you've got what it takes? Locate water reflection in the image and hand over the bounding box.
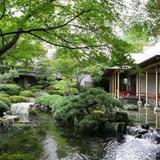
[57,108,160,160]
[128,107,160,129]
[155,112,160,129]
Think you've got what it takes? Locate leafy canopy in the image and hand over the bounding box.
[0,0,136,66]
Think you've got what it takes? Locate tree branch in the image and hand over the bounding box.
[0,9,91,37]
[0,0,6,21]
[0,28,22,56]
[0,29,4,46]
[29,32,107,50]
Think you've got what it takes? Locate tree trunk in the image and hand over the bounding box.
[0,28,22,56]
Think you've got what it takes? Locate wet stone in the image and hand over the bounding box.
[141,124,150,130]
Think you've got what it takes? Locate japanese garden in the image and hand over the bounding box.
[0,0,160,160]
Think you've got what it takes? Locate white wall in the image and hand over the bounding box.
[80,75,93,88]
[140,74,159,94]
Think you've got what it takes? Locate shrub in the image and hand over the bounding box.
[0,100,9,116]
[35,95,64,112]
[31,85,43,89]
[0,96,11,106]
[0,93,9,98]
[0,153,34,160]
[36,88,123,132]
[20,90,34,97]
[78,115,99,132]
[9,96,28,103]
[0,84,20,95]
[50,80,78,95]
[28,88,41,93]
[57,88,122,129]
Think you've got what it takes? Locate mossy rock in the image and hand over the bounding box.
[123,104,139,110]
[9,96,28,103]
[0,100,9,116]
[114,111,129,123]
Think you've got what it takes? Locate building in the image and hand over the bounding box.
[79,75,94,88]
[14,71,38,88]
[103,42,160,111]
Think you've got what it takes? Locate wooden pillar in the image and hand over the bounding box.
[156,66,158,108]
[117,71,120,100]
[138,74,141,102]
[155,113,158,129]
[145,108,148,124]
[111,75,114,96]
[23,76,28,88]
[114,72,117,98]
[145,69,148,104]
[109,77,112,94]
[136,74,139,96]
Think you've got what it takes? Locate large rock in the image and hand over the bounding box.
[40,105,52,113]
[114,111,129,123]
[3,115,20,122]
[127,125,160,144]
[123,104,139,110]
[34,91,49,97]
[103,121,127,136]
[0,118,13,130]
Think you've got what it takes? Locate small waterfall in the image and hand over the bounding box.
[103,126,160,160]
[11,103,33,122]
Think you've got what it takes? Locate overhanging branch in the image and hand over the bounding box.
[0,9,91,37]
[29,32,107,50]
[0,28,22,56]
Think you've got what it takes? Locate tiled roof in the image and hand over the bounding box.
[130,41,160,64]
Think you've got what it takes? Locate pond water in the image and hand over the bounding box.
[56,107,160,160]
[3,103,160,160]
[127,107,160,129]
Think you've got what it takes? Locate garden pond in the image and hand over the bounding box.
[0,104,160,160]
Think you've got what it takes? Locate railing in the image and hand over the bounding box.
[119,91,159,100]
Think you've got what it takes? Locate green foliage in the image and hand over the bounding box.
[0,100,9,116]
[20,90,34,97]
[0,84,20,95]
[78,115,99,132]
[124,23,149,52]
[35,95,64,112]
[0,93,9,98]
[0,153,34,160]
[36,88,122,132]
[0,96,11,106]
[3,35,45,70]
[51,80,78,95]
[146,0,160,35]
[28,87,41,93]
[0,70,19,84]
[9,96,28,103]
[0,0,135,67]
[52,55,79,78]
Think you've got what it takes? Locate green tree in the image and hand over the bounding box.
[0,0,134,66]
[146,0,160,36]
[2,35,45,70]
